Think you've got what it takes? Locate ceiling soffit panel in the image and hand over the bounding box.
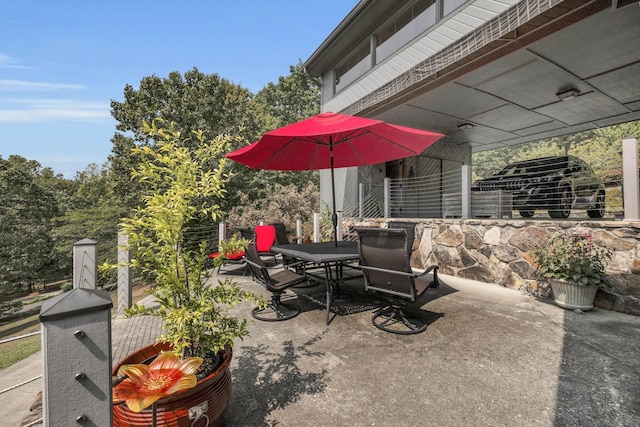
[594,111,640,128]
[534,92,631,126]
[527,5,640,79]
[456,49,587,110]
[586,62,640,106]
[513,120,565,137]
[467,104,551,131]
[376,104,464,134]
[461,126,514,144]
[407,82,505,119]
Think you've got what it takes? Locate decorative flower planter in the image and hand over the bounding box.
[549,279,598,311]
[113,342,232,427]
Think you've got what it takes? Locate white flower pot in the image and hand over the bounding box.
[549,279,598,311]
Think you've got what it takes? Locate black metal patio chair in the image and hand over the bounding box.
[245,243,307,321]
[356,227,439,334]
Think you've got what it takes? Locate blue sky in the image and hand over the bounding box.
[0,1,358,178]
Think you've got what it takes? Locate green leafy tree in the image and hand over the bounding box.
[109,64,322,216]
[109,68,263,212]
[51,163,125,286]
[110,119,264,358]
[233,61,321,203]
[226,182,320,236]
[0,156,58,313]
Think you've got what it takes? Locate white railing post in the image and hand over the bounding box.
[336,212,343,241]
[384,177,391,218]
[359,182,364,218]
[40,289,113,426]
[313,212,321,243]
[622,137,640,221]
[296,219,303,244]
[73,238,97,289]
[117,232,132,315]
[461,164,472,219]
[218,222,227,248]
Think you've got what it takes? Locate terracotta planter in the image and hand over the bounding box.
[113,342,232,427]
[549,279,598,311]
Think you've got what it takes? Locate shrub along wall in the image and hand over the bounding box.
[346,218,640,316]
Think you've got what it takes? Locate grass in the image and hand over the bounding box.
[0,315,42,370]
[0,281,153,371]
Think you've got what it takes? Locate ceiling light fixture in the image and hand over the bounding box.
[556,88,580,101]
[458,123,474,130]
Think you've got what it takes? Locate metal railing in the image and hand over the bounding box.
[336,160,624,221]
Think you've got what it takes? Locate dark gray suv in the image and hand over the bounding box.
[472,155,605,218]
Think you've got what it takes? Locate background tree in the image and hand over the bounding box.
[51,162,125,286]
[109,67,263,212]
[241,61,321,202]
[0,156,59,312]
[225,182,320,238]
[109,64,322,216]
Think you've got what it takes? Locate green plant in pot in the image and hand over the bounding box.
[108,119,265,426]
[532,231,611,311]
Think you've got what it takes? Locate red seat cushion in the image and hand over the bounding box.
[209,250,245,260]
[254,225,276,253]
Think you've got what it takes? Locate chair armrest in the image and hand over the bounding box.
[360,264,439,292]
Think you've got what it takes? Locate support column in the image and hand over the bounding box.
[313,212,321,243]
[73,238,97,289]
[117,232,132,315]
[359,182,364,219]
[622,137,640,221]
[461,164,472,219]
[384,177,391,218]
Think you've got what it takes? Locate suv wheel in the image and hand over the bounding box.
[548,186,571,218]
[587,191,605,218]
[519,210,535,218]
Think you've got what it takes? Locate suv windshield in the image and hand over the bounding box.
[497,157,568,176]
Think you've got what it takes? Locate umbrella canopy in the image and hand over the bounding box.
[226,112,444,243]
[227,112,444,170]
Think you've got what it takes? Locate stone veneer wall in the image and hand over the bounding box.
[345,218,640,316]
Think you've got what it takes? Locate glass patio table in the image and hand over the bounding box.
[270,241,360,325]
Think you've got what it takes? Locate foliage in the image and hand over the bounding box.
[253,61,320,131]
[50,163,126,286]
[532,232,611,287]
[108,65,321,214]
[109,68,263,212]
[0,155,59,301]
[110,119,264,359]
[212,234,250,267]
[225,182,320,236]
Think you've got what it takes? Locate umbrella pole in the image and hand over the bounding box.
[330,141,338,247]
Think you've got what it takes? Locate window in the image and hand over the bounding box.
[335,43,370,84]
[375,0,435,46]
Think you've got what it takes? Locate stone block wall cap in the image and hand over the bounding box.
[39,288,112,321]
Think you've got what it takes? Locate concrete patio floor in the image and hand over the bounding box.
[2,266,639,426]
[221,266,640,426]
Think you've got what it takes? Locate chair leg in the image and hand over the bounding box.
[371,303,428,334]
[252,292,299,322]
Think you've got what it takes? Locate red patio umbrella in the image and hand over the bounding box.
[226,112,444,243]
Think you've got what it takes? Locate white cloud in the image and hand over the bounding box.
[0,79,84,91]
[0,98,110,122]
[0,53,29,69]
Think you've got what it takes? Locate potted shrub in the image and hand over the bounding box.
[532,231,611,310]
[108,120,265,426]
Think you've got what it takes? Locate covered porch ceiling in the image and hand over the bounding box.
[365,1,640,153]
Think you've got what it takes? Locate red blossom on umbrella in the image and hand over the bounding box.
[113,351,203,412]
